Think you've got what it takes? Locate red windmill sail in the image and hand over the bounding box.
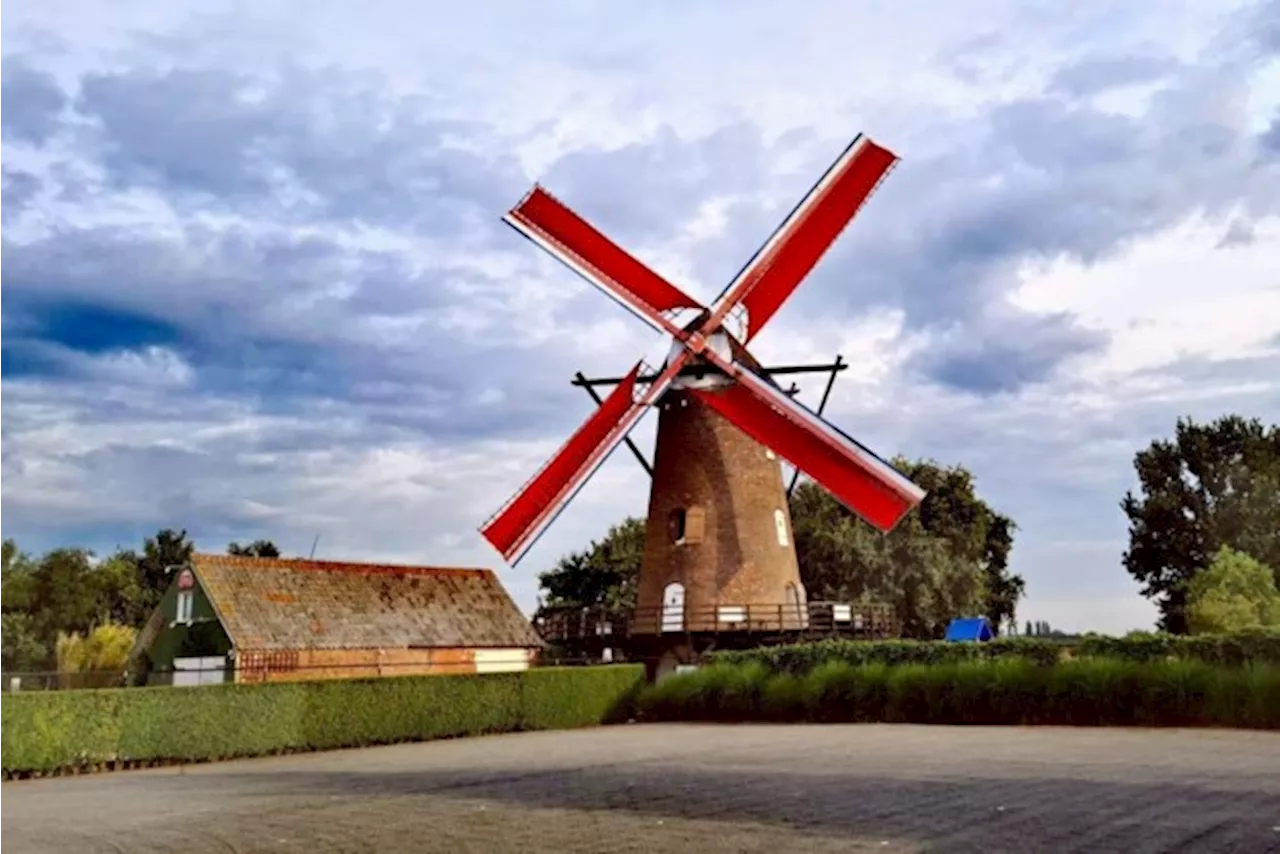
[480,132,922,565]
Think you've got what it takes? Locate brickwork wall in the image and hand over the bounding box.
[236,647,479,683]
[636,389,805,632]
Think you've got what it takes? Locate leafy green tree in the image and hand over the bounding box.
[24,548,103,647]
[2,539,37,614]
[792,458,1023,638]
[1185,546,1279,634]
[1122,415,1280,633]
[1,612,49,672]
[137,529,195,611]
[92,550,147,627]
[537,518,646,613]
[228,540,281,558]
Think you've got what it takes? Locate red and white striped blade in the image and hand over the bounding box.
[691,371,925,532]
[505,186,704,338]
[706,136,898,342]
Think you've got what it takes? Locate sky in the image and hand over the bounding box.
[3,0,1278,634]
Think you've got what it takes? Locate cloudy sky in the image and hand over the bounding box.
[3,0,1278,633]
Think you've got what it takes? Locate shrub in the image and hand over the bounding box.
[636,659,1280,730]
[1,665,644,776]
[53,624,137,689]
[708,630,1280,674]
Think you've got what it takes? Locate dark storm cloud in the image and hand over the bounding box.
[1047,55,1180,97]
[0,220,625,444]
[66,64,527,233]
[0,55,661,460]
[908,312,1110,395]
[1,60,67,144]
[2,168,41,221]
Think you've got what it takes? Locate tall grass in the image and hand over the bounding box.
[54,624,137,689]
[636,658,1280,729]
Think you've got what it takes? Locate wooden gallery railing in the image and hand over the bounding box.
[535,601,897,642]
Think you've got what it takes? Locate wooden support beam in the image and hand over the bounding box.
[574,371,653,477]
[572,359,849,389]
[787,354,844,498]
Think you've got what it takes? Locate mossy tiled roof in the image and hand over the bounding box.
[190,554,544,651]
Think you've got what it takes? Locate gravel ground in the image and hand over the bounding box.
[4,724,1279,853]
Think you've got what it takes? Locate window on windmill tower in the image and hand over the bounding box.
[670,507,705,545]
[774,509,790,547]
[669,508,686,543]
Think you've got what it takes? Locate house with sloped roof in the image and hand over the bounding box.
[130,554,544,686]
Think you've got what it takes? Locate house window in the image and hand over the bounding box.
[176,591,194,624]
[774,509,790,547]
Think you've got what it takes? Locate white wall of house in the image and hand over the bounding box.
[173,656,227,687]
[473,648,532,674]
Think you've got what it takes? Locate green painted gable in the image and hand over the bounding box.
[140,568,232,685]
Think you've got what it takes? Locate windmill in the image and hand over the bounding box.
[480,133,927,667]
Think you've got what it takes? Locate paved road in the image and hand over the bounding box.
[4,724,1279,853]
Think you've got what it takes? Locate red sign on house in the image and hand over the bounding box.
[177,568,195,590]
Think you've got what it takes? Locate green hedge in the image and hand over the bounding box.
[1,665,643,775]
[708,630,1280,674]
[637,659,1280,729]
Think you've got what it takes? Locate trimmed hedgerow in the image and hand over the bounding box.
[636,659,1280,729]
[707,630,1280,674]
[1,665,644,776]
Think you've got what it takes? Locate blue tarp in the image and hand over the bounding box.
[944,616,994,642]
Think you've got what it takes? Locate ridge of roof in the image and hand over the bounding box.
[191,553,495,579]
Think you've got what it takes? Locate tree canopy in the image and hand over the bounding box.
[791,458,1023,638]
[228,540,281,558]
[1185,546,1278,634]
[537,458,1024,639]
[538,518,646,612]
[1122,415,1280,633]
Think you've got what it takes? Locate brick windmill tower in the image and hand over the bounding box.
[481,133,926,675]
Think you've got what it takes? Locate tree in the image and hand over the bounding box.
[137,529,195,611]
[25,548,103,648]
[92,550,147,627]
[2,538,37,614]
[1122,415,1280,633]
[537,518,646,613]
[792,458,1024,638]
[227,540,281,558]
[1,613,48,672]
[1185,546,1279,634]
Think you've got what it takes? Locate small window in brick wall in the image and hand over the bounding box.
[774,509,790,547]
[670,507,705,545]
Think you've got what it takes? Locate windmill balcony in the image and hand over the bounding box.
[534,600,897,646]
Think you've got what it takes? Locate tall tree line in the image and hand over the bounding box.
[1,531,280,673]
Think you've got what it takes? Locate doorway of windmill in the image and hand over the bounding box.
[661,582,685,633]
